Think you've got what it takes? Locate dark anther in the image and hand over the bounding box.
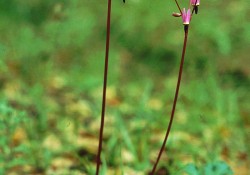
[195,6,198,14]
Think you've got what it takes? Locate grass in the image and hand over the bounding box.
[0,66,247,174]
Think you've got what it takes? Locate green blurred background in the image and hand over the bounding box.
[0,0,249,174]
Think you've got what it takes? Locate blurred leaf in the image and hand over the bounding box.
[203,161,233,175]
[183,163,200,175]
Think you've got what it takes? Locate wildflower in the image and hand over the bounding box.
[191,0,200,6]
[191,0,200,14]
[182,8,191,25]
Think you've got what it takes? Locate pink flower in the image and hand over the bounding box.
[191,0,200,6]
[182,8,191,25]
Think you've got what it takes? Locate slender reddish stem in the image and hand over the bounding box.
[174,0,182,15]
[150,26,189,174]
[96,0,112,174]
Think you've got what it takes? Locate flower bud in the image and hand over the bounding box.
[172,12,182,17]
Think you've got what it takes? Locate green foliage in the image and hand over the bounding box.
[0,100,54,173]
[0,100,30,173]
[184,161,233,175]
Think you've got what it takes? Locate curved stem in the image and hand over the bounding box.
[96,0,112,174]
[150,25,189,174]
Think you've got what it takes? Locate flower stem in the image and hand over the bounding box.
[150,25,189,175]
[96,0,112,174]
[174,0,182,15]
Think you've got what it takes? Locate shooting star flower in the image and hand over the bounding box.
[191,0,200,6]
[182,8,191,25]
[191,0,200,14]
